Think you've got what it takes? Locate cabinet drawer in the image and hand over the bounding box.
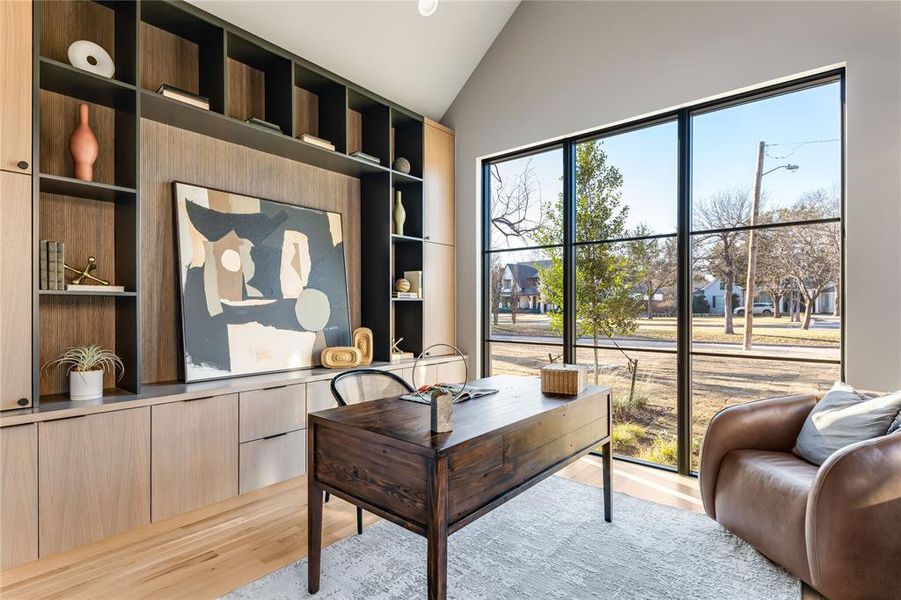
[239,430,306,494]
[306,379,338,414]
[239,384,306,442]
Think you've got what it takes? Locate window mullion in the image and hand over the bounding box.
[562,140,576,363]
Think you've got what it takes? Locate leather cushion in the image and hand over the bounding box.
[714,450,818,584]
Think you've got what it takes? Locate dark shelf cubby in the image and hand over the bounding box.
[391,109,423,178]
[293,64,347,152]
[226,32,292,134]
[140,0,226,113]
[38,90,137,189]
[39,0,137,86]
[347,89,390,167]
[392,181,423,239]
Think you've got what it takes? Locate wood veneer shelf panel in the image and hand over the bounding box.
[39,173,136,203]
[39,59,137,111]
[391,170,423,184]
[1,355,463,428]
[391,234,423,243]
[141,91,391,178]
[39,290,137,297]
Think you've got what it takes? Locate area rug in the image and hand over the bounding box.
[224,475,798,599]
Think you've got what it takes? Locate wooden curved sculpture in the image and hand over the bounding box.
[353,327,374,365]
[321,346,362,369]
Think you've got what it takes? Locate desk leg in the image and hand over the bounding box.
[308,429,323,594]
[427,456,448,600]
[602,440,612,522]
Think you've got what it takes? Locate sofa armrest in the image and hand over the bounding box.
[806,433,901,600]
[699,393,819,519]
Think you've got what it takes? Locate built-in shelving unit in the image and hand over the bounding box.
[30,0,427,406]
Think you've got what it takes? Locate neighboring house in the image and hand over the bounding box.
[500,261,556,313]
[693,279,837,315]
[693,280,745,315]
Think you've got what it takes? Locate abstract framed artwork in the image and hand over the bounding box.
[173,182,351,382]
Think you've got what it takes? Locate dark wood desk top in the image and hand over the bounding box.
[308,375,611,454]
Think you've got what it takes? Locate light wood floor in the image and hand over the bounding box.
[0,457,812,599]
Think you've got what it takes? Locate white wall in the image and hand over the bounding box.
[443,0,901,390]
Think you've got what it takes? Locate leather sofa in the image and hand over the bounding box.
[699,392,901,600]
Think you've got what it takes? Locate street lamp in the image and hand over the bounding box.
[742,142,799,351]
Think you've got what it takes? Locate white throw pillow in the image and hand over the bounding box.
[794,381,901,465]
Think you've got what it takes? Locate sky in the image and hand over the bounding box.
[490,80,841,251]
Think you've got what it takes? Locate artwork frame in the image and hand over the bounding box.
[172,181,352,383]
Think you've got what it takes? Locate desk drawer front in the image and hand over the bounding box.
[447,395,609,524]
[240,384,306,442]
[239,430,305,493]
[312,424,428,526]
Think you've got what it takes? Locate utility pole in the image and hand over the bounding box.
[742,141,766,351]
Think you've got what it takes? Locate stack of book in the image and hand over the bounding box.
[157,84,210,110]
[299,133,335,151]
[246,117,281,133]
[393,292,418,299]
[39,240,65,290]
[350,150,380,164]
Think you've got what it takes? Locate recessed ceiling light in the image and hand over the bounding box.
[418,0,438,17]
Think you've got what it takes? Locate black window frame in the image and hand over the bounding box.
[481,70,845,475]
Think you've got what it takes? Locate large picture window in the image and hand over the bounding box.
[482,73,843,474]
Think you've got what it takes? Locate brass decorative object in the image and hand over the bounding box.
[321,346,362,369]
[395,278,411,293]
[353,327,374,366]
[390,337,414,363]
[65,256,110,285]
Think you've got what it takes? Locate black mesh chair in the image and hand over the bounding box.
[326,369,415,534]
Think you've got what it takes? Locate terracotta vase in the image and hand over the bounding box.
[68,103,99,181]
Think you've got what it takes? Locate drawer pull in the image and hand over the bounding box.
[183,395,213,403]
[17,397,29,406]
[262,385,288,391]
[17,160,29,170]
[262,432,288,441]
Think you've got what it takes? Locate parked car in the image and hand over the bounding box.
[733,302,774,316]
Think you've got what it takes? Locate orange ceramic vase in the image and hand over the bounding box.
[68,103,99,181]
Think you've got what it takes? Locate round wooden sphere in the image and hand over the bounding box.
[395,278,411,293]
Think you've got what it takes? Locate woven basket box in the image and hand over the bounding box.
[540,363,588,396]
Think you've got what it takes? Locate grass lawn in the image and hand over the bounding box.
[491,313,840,348]
[488,341,839,469]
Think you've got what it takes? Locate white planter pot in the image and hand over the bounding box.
[69,370,104,401]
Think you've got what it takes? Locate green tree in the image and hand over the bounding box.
[533,140,643,384]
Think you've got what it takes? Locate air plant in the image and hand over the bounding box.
[42,345,125,381]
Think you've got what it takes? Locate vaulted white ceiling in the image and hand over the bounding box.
[186,0,520,120]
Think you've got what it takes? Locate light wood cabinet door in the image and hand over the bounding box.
[239,430,305,494]
[436,359,468,385]
[0,0,32,174]
[239,384,305,442]
[423,241,455,355]
[423,120,454,246]
[1,423,38,568]
[0,171,32,410]
[39,409,151,556]
[151,394,238,521]
[306,380,338,414]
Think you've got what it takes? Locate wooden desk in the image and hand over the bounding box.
[307,375,612,599]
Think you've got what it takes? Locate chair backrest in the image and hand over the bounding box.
[330,369,415,406]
